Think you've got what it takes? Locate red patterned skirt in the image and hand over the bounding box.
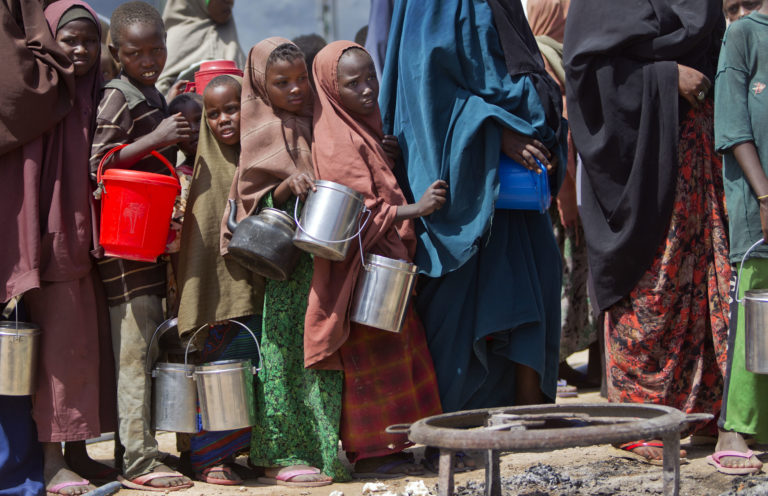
[605,102,730,428]
[339,306,443,462]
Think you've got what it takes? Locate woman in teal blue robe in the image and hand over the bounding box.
[379,0,566,411]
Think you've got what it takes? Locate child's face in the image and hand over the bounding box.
[100,51,119,82]
[204,84,241,146]
[723,0,763,23]
[337,49,378,117]
[109,22,167,87]
[55,19,100,77]
[177,100,203,157]
[265,57,311,114]
[207,0,234,24]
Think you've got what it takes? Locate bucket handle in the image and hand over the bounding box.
[183,320,263,378]
[94,144,180,199]
[144,317,179,374]
[293,196,372,246]
[1,296,22,340]
[736,238,764,304]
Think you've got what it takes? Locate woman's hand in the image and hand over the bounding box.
[416,179,449,216]
[678,64,711,110]
[167,80,190,102]
[382,135,401,164]
[501,128,551,172]
[288,172,316,200]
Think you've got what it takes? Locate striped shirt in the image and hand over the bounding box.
[90,75,175,305]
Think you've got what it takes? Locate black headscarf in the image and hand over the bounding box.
[563,0,724,311]
[487,0,563,136]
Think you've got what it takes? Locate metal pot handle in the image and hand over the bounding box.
[293,196,372,245]
[183,320,263,378]
[385,423,412,434]
[736,238,764,304]
[144,317,179,374]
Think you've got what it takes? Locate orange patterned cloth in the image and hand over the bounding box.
[606,103,730,431]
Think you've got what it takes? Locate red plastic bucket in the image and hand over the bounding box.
[194,60,243,95]
[96,145,181,262]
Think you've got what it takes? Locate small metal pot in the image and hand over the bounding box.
[350,254,418,333]
[226,200,301,280]
[184,320,262,432]
[293,180,369,261]
[0,321,40,396]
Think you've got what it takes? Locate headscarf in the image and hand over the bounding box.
[303,41,416,369]
[564,0,724,311]
[221,37,314,253]
[379,0,565,277]
[176,75,265,337]
[0,0,74,155]
[526,0,566,43]
[157,0,245,95]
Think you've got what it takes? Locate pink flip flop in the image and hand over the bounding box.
[47,479,91,495]
[118,471,194,492]
[196,465,242,486]
[707,450,763,475]
[257,468,332,487]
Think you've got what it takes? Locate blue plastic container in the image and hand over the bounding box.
[496,155,551,213]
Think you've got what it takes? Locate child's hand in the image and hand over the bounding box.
[154,113,192,148]
[417,179,449,216]
[288,172,316,200]
[382,135,401,164]
[167,80,190,102]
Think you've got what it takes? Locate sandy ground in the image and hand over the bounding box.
[86,354,768,495]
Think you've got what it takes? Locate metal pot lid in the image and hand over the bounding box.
[195,358,251,373]
[259,208,296,229]
[744,289,768,302]
[313,180,365,203]
[0,322,41,335]
[364,253,418,273]
[153,362,195,372]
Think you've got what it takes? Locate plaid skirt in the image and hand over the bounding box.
[339,306,443,461]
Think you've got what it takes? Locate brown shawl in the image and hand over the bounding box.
[304,41,416,369]
[221,36,314,253]
[0,0,76,301]
[177,75,264,337]
[526,0,566,44]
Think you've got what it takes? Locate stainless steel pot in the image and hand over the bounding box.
[185,320,262,432]
[736,239,768,373]
[0,319,40,396]
[146,318,198,433]
[293,180,370,261]
[226,200,300,280]
[350,254,418,333]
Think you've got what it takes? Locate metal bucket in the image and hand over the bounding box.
[146,318,198,433]
[0,320,40,396]
[185,320,262,431]
[350,254,418,333]
[736,239,768,373]
[293,180,370,261]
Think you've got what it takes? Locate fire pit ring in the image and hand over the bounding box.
[387,403,711,496]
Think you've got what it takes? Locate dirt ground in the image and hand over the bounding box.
[87,354,768,496]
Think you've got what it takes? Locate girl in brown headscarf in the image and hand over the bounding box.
[305,40,446,476]
[225,37,348,486]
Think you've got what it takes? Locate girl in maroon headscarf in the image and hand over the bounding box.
[305,41,446,477]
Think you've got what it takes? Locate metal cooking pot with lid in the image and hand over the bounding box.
[0,318,40,396]
[226,200,301,280]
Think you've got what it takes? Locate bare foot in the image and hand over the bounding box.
[714,430,763,471]
[264,465,331,483]
[43,443,96,495]
[138,463,192,489]
[64,441,118,481]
